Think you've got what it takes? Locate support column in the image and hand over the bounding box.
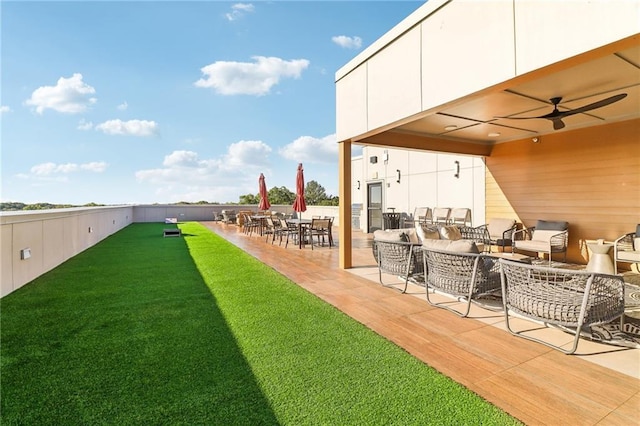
[338,139,352,269]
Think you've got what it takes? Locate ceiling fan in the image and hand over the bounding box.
[498,93,627,130]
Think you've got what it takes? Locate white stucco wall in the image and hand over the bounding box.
[353,147,485,231]
[336,0,640,141]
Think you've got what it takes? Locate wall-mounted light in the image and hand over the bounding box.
[532,137,540,143]
[396,169,401,184]
[20,248,31,260]
[88,226,93,233]
[383,150,389,163]
[454,161,460,179]
[369,156,378,164]
[357,180,361,190]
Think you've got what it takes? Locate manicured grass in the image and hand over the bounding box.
[1,223,520,425]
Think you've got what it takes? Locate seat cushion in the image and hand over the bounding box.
[487,218,515,239]
[422,239,479,254]
[374,228,419,243]
[373,229,408,243]
[618,251,640,263]
[531,229,562,243]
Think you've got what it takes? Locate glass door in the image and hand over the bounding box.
[367,182,383,233]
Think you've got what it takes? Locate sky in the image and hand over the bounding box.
[1,0,423,205]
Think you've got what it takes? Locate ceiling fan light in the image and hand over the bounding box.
[488,132,501,137]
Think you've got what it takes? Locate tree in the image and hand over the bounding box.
[268,186,295,205]
[318,196,339,206]
[238,193,259,204]
[304,180,328,205]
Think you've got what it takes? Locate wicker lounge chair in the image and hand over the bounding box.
[372,229,424,293]
[513,220,569,263]
[477,218,518,252]
[457,225,491,253]
[499,259,625,354]
[421,243,501,317]
[614,224,640,273]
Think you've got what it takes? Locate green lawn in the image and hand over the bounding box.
[1,222,520,425]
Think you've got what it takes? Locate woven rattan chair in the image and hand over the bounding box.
[499,259,625,354]
[458,225,491,253]
[614,224,640,273]
[421,247,501,317]
[477,218,518,252]
[513,220,568,264]
[372,239,424,293]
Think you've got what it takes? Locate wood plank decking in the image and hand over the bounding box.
[202,221,639,425]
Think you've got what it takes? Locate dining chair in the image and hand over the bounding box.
[309,218,332,249]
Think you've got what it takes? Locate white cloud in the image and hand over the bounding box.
[225,3,254,21]
[279,134,337,164]
[0,105,11,113]
[135,141,272,202]
[81,161,108,172]
[117,101,128,111]
[95,119,158,136]
[77,119,94,130]
[25,73,97,114]
[194,56,310,96]
[162,150,201,168]
[29,161,108,176]
[224,140,271,167]
[332,35,362,49]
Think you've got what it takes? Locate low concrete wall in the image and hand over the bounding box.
[1,206,134,297]
[0,204,341,297]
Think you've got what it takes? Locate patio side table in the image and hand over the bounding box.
[586,241,615,274]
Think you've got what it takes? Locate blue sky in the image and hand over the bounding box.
[1,1,422,205]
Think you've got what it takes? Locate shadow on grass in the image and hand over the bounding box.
[0,223,278,424]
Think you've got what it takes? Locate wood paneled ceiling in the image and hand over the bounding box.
[358,38,640,152]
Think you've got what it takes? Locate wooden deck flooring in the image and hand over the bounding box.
[202,221,639,425]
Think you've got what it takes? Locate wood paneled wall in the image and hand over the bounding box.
[485,118,640,265]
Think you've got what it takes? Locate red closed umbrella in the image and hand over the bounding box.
[292,163,307,214]
[258,173,271,211]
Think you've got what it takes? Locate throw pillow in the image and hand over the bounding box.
[440,225,462,241]
[373,230,406,243]
[415,223,440,242]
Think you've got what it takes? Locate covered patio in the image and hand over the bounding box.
[335,1,640,270]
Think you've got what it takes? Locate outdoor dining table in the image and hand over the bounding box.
[250,215,268,236]
[287,218,312,249]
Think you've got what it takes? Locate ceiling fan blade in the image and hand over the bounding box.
[557,93,627,118]
[552,117,565,130]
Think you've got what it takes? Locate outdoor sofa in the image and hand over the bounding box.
[372,223,494,295]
